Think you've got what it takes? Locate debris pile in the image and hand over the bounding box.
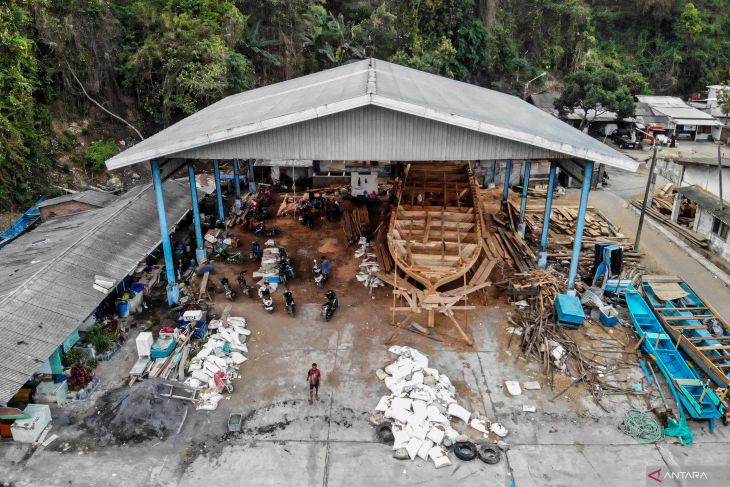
[354,238,384,292]
[86,379,188,444]
[501,273,642,407]
[370,346,506,468]
[184,316,250,410]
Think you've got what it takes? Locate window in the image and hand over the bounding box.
[711,217,729,241]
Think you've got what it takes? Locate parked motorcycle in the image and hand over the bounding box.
[220,278,236,301]
[279,247,295,281]
[237,271,253,298]
[321,290,338,321]
[250,241,261,262]
[255,222,283,237]
[258,282,274,313]
[312,259,326,288]
[283,289,296,317]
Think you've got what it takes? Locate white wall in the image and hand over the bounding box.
[683,166,730,201]
[695,208,730,260]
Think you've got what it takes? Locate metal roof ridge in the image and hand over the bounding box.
[367,58,377,97]
[0,183,154,309]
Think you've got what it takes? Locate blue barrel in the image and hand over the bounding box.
[118,299,130,318]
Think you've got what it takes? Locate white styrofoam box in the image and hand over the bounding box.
[182,310,203,322]
[11,404,51,443]
[34,380,68,406]
[136,332,153,358]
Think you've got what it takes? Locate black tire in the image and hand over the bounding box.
[376,422,394,444]
[476,444,501,464]
[453,441,477,461]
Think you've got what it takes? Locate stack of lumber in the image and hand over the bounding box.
[651,183,675,214]
[495,227,535,272]
[276,195,299,216]
[342,206,370,243]
[629,200,708,248]
[371,220,394,273]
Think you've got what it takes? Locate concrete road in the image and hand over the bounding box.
[593,163,730,320]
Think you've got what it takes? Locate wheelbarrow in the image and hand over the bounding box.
[228,412,243,433]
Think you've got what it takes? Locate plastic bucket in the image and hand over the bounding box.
[130,283,145,294]
[118,299,130,318]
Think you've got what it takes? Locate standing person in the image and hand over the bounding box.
[320,256,330,278]
[307,363,321,404]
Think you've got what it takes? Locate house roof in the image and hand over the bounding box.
[0,180,192,404]
[676,185,730,224]
[36,190,118,210]
[106,59,637,171]
[636,95,721,126]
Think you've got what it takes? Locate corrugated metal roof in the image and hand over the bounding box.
[107,59,637,171]
[36,190,118,209]
[677,185,730,224]
[636,95,720,124]
[0,180,191,404]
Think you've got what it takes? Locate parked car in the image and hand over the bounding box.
[610,129,642,149]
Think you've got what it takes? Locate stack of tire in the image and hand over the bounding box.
[376,423,501,465]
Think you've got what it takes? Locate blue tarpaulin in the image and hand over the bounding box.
[0,197,45,248]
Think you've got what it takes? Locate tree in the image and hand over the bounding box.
[120,0,253,124]
[0,0,52,208]
[554,63,648,130]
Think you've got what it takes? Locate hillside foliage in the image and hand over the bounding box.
[0,0,729,210]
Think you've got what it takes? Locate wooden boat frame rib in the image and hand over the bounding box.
[384,161,498,345]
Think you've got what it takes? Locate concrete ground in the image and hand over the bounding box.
[2,190,730,487]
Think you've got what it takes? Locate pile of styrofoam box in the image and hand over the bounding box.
[184,316,250,410]
[372,346,508,468]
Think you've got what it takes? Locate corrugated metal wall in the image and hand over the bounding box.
[170,105,562,161]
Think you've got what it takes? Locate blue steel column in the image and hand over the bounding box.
[213,159,225,222]
[566,161,594,293]
[187,162,206,263]
[501,159,512,208]
[151,159,179,305]
[517,159,532,237]
[233,159,242,207]
[537,161,558,269]
[248,159,257,193]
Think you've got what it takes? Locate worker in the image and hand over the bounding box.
[320,256,330,278]
[307,363,321,404]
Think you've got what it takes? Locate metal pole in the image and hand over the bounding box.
[233,159,242,207]
[634,146,658,251]
[501,159,512,209]
[213,159,225,222]
[187,162,205,262]
[537,161,558,268]
[151,159,179,305]
[248,159,257,193]
[567,161,594,292]
[517,159,532,237]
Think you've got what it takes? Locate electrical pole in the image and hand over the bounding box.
[719,143,724,210]
[634,146,658,251]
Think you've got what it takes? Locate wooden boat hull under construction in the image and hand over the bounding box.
[388,162,486,293]
[642,275,730,390]
[385,162,496,344]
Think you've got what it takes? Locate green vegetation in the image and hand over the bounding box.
[84,324,115,354]
[0,1,728,211]
[82,140,119,172]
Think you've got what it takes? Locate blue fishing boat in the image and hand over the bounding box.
[0,197,44,248]
[642,276,730,392]
[625,288,724,424]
